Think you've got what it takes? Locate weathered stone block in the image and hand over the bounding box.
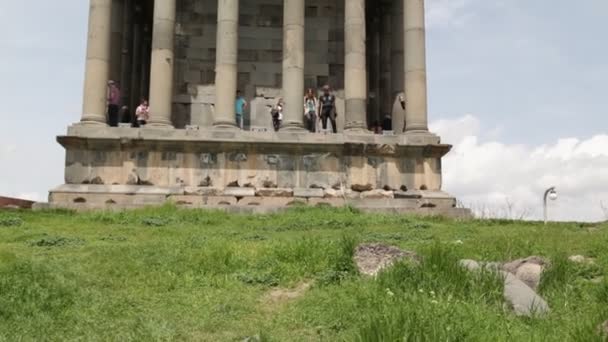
[223,188,256,197]
[294,188,325,198]
[255,188,294,197]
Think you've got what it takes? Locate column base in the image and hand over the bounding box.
[78,117,108,126]
[213,121,239,130]
[344,121,370,133]
[147,120,174,128]
[281,122,307,132]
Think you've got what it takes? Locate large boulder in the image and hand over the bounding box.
[502,271,550,316]
[354,243,419,277]
[460,259,550,317]
[503,256,548,290]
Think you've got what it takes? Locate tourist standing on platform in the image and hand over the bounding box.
[270,98,284,132]
[106,80,121,127]
[235,90,248,129]
[135,99,149,127]
[318,85,337,133]
[304,89,319,133]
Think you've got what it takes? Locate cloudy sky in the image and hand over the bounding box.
[0,1,607,222]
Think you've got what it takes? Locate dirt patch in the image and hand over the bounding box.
[354,243,419,276]
[264,282,313,304]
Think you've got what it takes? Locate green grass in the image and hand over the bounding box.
[0,206,607,341]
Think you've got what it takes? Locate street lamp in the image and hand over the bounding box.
[543,187,558,225]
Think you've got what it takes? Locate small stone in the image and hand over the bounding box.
[568,255,594,264]
[199,176,212,187]
[598,320,608,337]
[484,262,502,272]
[324,188,342,198]
[459,259,481,272]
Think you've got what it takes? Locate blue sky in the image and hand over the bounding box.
[1,0,607,221]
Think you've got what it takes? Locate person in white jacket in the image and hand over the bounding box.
[303,88,319,133]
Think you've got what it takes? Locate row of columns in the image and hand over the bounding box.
[80,0,429,133]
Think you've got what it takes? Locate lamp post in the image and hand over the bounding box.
[543,187,558,225]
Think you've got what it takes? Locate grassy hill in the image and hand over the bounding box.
[0,206,607,341]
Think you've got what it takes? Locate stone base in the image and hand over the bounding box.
[48,125,469,217]
[46,184,471,218]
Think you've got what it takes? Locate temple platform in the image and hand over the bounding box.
[47,125,471,218]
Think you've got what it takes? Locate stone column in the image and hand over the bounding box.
[81,0,113,125]
[391,0,405,132]
[403,0,429,132]
[119,0,133,110]
[213,0,239,129]
[148,0,176,127]
[110,0,124,83]
[370,15,381,124]
[344,0,368,132]
[281,0,306,131]
[380,8,392,119]
[129,7,142,114]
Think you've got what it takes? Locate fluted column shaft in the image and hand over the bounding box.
[281,0,306,131]
[380,8,393,119]
[403,0,429,132]
[148,0,176,127]
[213,0,240,129]
[391,0,405,132]
[344,0,368,132]
[81,0,113,125]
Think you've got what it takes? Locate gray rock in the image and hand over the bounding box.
[514,263,543,290]
[354,243,419,277]
[568,255,594,264]
[459,259,481,272]
[484,262,503,272]
[503,256,547,290]
[503,256,548,274]
[502,271,550,316]
[599,320,608,337]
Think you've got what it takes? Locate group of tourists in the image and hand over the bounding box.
[106,80,149,127]
[107,81,403,133]
[236,85,339,133]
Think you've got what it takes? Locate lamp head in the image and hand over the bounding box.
[548,189,558,201]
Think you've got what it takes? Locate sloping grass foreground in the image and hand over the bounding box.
[0,206,607,341]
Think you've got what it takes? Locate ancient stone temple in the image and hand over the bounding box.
[49,0,469,216]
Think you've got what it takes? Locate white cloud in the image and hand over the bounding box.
[432,115,608,222]
[426,0,478,29]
